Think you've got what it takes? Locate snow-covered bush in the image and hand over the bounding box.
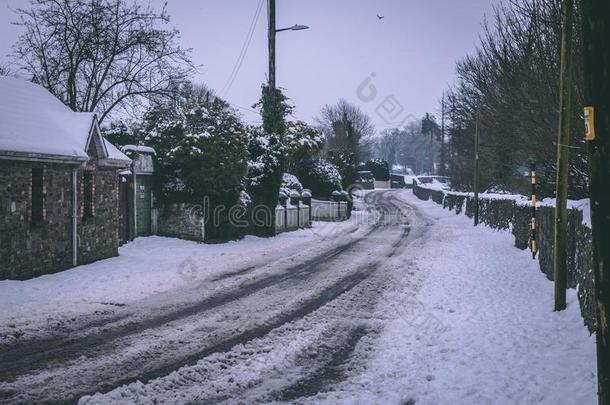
[244,127,285,235]
[294,159,342,198]
[285,121,324,169]
[281,173,303,196]
[246,127,284,191]
[326,150,357,190]
[366,158,390,181]
[140,90,249,241]
[239,190,252,207]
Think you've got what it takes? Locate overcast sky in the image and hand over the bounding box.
[0,0,499,132]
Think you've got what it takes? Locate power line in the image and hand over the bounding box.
[227,101,261,116]
[220,0,264,97]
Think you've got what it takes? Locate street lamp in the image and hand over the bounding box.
[276,24,310,33]
[268,0,309,93]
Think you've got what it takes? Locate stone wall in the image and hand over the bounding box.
[157,203,204,242]
[0,161,73,279]
[0,160,122,280]
[78,168,120,265]
[413,183,596,333]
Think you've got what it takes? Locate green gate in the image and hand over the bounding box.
[135,175,152,236]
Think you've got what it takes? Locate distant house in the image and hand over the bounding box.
[0,77,131,280]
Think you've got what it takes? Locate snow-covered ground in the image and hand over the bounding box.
[0,213,370,345]
[304,191,597,404]
[0,190,597,404]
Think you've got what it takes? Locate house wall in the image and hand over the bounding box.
[77,167,120,265]
[0,160,121,280]
[0,160,74,279]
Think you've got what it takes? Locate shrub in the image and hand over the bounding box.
[141,96,249,242]
[245,128,285,235]
[281,173,303,196]
[366,159,390,181]
[327,150,357,189]
[285,120,324,171]
[294,159,342,198]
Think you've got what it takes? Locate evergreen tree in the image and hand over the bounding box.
[140,85,249,242]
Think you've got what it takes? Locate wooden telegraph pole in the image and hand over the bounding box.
[553,0,573,312]
[582,0,610,402]
[440,93,446,176]
[268,0,276,93]
[473,107,480,226]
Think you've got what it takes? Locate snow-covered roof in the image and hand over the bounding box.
[0,77,130,166]
[122,144,156,154]
[103,137,132,166]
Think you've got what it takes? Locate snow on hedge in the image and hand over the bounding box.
[281,173,303,196]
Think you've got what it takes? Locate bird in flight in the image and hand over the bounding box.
[377,14,385,20]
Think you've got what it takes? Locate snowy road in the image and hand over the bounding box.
[1,190,428,404]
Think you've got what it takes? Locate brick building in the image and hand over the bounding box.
[0,77,131,280]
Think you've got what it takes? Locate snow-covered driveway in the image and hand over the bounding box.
[0,190,596,404]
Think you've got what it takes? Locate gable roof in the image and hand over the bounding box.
[0,77,130,167]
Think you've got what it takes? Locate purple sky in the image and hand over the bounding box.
[0,0,499,131]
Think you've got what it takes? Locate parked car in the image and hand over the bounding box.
[390,173,407,188]
[357,170,374,190]
[414,176,450,190]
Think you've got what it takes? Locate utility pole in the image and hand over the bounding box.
[473,107,480,226]
[440,93,446,176]
[267,0,276,93]
[266,0,277,136]
[553,0,573,312]
[264,0,307,135]
[582,0,610,402]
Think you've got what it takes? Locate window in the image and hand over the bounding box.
[31,168,44,222]
[83,170,95,218]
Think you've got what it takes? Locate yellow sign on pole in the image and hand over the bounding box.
[584,106,596,140]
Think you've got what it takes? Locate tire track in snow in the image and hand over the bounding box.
[272,325,370,402]
[0,191,417,404]
[0,228,378,381]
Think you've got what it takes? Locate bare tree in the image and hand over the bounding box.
[12,0,196,123]
[443,0,587,197]
[374,128,402,168]
[316,99,375,162]
[372,118,440,175]
[0,63,16,76]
